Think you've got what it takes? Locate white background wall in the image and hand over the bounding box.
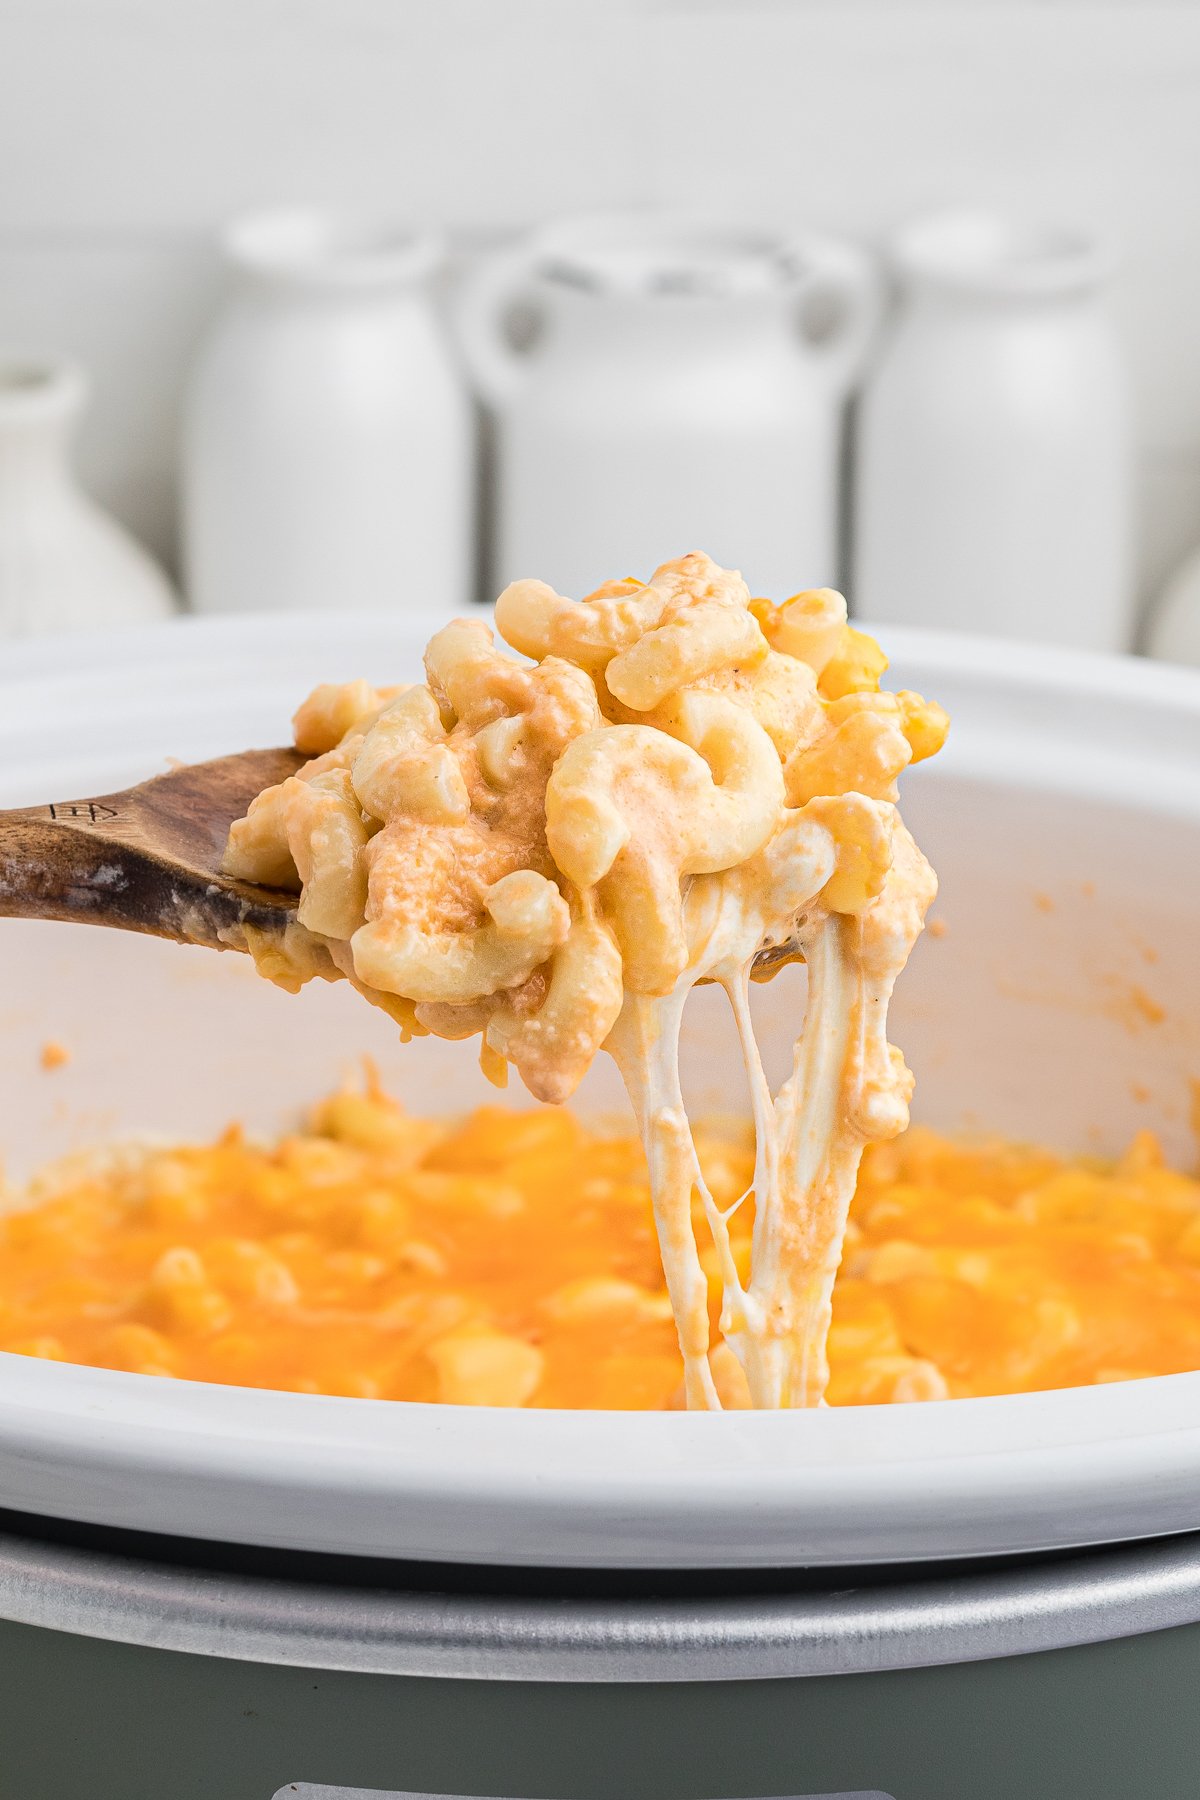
[2,0,1200,620]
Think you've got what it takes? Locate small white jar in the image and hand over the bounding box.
[0,359,176,639]
[183,209,475,618]
[854,211,1134,653]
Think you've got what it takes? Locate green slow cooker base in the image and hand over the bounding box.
[2,1613,1198,1800]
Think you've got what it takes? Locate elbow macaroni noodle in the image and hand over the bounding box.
[224,553,948,1409]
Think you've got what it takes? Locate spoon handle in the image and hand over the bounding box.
[0,801,140,927]
[0,765,299,948]
[0,802,294,947]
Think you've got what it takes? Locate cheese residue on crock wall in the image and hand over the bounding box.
[223,553,947,1409]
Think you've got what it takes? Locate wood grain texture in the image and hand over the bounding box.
[0,747,305,950]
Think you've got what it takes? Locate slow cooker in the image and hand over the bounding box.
[0,616,1198,1800]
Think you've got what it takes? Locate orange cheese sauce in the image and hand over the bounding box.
[3,1081,1200,1409]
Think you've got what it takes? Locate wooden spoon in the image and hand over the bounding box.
[0,746,807,976]
[0,748,306,952]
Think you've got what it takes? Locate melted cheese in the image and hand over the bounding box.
[4,1085,1199,1408]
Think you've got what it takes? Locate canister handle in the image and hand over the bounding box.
[453,244,543,409]
[790,234,886,394]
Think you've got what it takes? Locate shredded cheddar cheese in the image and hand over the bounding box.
[3,1081,1199,1409]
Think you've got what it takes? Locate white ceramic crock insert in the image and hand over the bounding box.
[0,616,1198,1568]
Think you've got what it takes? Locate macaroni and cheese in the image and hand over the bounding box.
[4,1079,1199,1409]
[223,554,948,1409]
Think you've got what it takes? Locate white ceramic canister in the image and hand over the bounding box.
[456,211,880,599]
[853,211,1134,652]
[183,210,474,617]
[0,359,176,639]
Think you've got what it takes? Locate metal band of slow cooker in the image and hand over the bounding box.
[2,1523,1200,1682]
